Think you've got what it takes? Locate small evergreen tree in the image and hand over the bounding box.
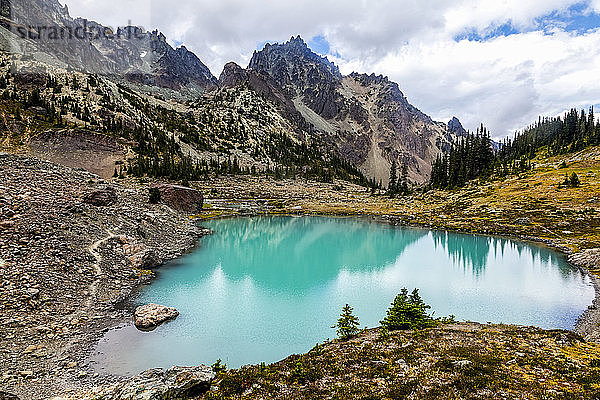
[211,358,227,374]
[332,304,360,340]
[569,172,580,187]
[148,187,161,204]
[380,288,435,331]
[389,159,397,195]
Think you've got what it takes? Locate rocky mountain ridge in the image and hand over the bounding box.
[1,0,465,184]
[1,0,217,90]
[229,36,462,183]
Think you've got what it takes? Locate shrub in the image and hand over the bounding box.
[380,288,436,331]
[286,356,323,384]
[148,187,161,204]
[212,358,227,374]
[217,366,257,396]
[562,172,581,188]
[569,172,580,187]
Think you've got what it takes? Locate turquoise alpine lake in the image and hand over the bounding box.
[90,216,595,375]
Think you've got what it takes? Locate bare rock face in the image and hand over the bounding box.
[134,303,179,330]
[54,366,215,400]
[219,61,249,87]
[448,117,468,137]
[245,36,459,184]
[248,35,344,120]
[0,391,20,400]
[151,184,203,213]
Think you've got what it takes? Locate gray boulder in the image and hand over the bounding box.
[134,303,179,331]
[0,392,20,400]
[50,366,214,400]
[83,187,117,206]
[150,184,203,214]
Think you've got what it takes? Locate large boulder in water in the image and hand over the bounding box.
[134,303,179,331]
[150,183,203,213]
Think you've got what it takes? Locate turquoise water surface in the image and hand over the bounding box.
[90,216,595,375]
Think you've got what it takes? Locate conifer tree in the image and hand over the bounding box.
[380,288,435,331]
[400,163,409,194]
[389,159,397,194]
[332,304,360,340]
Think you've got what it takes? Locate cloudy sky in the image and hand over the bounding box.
[62,0,600,139]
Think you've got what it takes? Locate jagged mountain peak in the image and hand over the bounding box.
[249,35,341,81]
[2,0,217,90]
[273,35,309,51]
[218,61,247,87]
[240,36,457,183]
[349,72,391,85]
[448,117,468,136]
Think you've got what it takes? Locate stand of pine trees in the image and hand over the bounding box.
[388,159,410,195]
[431,107,600,189]
[499,107,599,158]
[430,125,495,188]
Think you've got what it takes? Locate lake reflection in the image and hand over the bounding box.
[89,216,594,375]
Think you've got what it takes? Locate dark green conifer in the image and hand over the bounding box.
[332,304,360,340]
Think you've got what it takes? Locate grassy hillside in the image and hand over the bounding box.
[202,324,600,400]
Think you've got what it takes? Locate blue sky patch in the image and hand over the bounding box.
[308,34,330,55]
[455,22,520,42]
[455,1,600,42]
[256,39,271,51]
[538,2,600,34]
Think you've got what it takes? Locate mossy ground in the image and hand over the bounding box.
[203,324,600,399]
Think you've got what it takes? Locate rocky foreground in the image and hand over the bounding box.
[54,323,600,400]
[0,153,207,399]
[201,323,600,400]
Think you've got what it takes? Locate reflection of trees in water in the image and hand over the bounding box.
[199,217,427,290]
[192,217,580,291]
[431,230,575,279]
[431,231,492,276]
[498,239,575,279]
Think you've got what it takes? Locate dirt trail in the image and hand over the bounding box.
[85,230,117,312]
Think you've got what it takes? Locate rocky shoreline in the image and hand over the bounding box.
[0,153,208,400]
[568,249,600,341]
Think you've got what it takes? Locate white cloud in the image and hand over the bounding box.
[60,0,152,29]
[343,29,600,138]
[444,0,576,35]
[60,0,600,138]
